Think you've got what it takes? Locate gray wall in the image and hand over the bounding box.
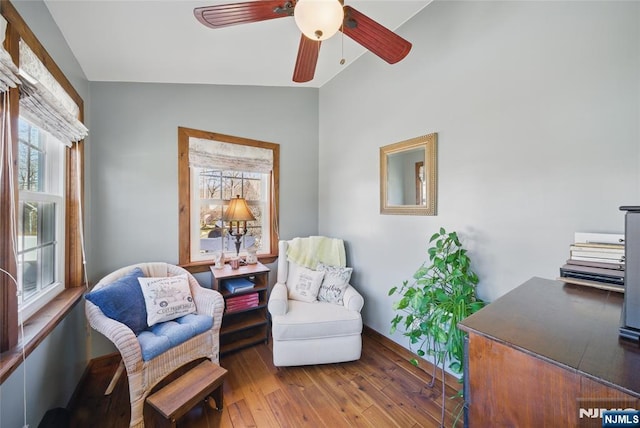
[4,0,639,424]
[1,1,90,427]
[319,1,640,343]
[87,82,320,354]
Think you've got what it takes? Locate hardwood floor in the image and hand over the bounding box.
[69,329,463,427]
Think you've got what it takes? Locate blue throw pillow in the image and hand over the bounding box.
[85,267,148,334]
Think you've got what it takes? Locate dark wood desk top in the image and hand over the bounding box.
[459,277,640,397]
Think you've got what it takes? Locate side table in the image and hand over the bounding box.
[210,262,270,355]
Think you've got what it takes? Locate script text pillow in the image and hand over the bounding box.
[85,267,148,334]
[138,275,196,327]
[316,262,353,305]
[287,263,324,303]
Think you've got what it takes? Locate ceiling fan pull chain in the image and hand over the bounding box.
[340,20,346,65]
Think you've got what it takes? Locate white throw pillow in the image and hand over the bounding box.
[138,275,196,326]
[286,262,325,303]
[316,262,353,305]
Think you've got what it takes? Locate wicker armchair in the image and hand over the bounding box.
[85,262,224,428]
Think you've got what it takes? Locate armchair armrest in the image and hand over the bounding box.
[268,282,289,316]
[191,286,225,331]
[85,301,143,373]
[343,284,364,312]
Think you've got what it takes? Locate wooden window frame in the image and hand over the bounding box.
[178,126,280,273]
[0,0,85,381]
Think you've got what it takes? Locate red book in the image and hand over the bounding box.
[226,300,259,312]
[226,293,259,312]
[226,293,259,305]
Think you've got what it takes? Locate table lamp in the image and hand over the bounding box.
[222,195,256,257]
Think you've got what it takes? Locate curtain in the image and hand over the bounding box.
[0,13,19,295]
[0,15,20,350]
[189,137,273,173]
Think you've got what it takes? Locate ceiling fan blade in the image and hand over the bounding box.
[293,35,321,83]
[340,6,412,64]
[194,1,293,29]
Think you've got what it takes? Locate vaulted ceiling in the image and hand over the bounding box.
[43,0,431,88]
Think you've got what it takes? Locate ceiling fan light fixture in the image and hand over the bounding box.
[294,0,344,41]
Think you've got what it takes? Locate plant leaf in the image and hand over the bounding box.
[469,301,485,313]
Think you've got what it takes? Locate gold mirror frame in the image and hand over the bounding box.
[380,133,437,215]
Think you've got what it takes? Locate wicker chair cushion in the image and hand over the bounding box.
[85,267,148,334]
[137,313,213,361]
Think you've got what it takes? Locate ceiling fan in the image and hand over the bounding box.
[194,0,412,83]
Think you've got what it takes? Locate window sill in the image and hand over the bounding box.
[181,253,278,274]
[0,287,85,384]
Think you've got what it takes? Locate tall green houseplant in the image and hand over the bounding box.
[389,228,484,425]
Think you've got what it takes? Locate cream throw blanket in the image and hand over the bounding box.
[286,236,346,269]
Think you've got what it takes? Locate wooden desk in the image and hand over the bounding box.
[459,277,640,427]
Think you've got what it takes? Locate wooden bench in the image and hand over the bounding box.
[146,360,228,427]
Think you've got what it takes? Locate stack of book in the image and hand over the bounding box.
[225,292,259,313]
[559,232,625,293]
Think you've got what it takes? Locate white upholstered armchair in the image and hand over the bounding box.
[85,262,224,428]
[268,239,364,366]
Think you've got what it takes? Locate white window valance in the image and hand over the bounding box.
[0,48,20,93]
[0,17,20,93]
[189,137,273,173]
[19,40,78,117]
[19,76,88,145]
[18,40,88,144]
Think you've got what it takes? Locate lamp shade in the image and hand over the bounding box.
[294,0,344,41]
[222,195,256,222]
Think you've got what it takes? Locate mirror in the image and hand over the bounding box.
[380,133,437,215]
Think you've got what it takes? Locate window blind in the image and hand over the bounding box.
[18,40,88,144]
[0,18,20,93]
[189,137,273,173]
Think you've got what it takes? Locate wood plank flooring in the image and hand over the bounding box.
[69,330,463,427]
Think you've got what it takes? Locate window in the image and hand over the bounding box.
[178,127,280,271]
[17,117,65,320]
[0,0,87,354]
[192,169,269,261]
